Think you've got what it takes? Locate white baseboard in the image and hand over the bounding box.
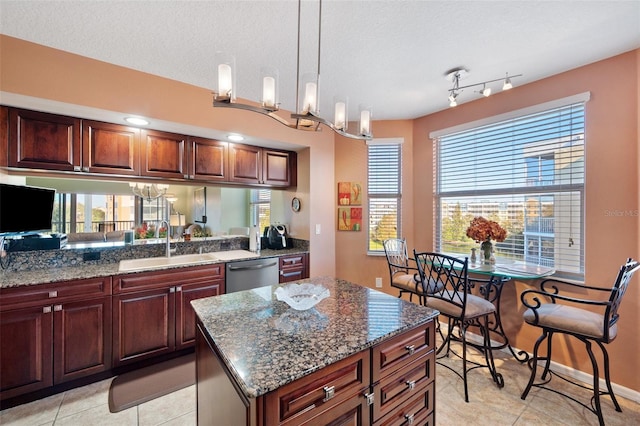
[440,325,640,404]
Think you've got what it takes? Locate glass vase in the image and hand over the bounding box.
[480,240,493,264]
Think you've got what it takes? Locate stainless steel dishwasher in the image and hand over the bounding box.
[225,257,280,293]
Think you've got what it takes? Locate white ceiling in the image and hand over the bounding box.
[1,0,639,123]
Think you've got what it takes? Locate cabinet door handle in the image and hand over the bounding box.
[176,286,182,292]
[48,291,58,298]
[73,165,82,172]
[322,385,335,402]
[82,166,90,172]
[364,392,375,406]
[43,306,52,314]
[53,304,63,311]
[405,344,415,355]
[170,287,176,293]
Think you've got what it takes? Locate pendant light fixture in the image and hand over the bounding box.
[213,0,372,140]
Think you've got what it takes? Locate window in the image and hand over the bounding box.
[367,139,402,253]
[433,95,587,278]
[52,193,137,233]
[250,189,271,231]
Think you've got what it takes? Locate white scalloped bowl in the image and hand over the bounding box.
[275,283,330,311]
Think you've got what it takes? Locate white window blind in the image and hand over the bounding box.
[368,140,402,253]
[434,101,585,278]
[250,189,271,230]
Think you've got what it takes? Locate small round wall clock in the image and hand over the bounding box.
[291,197,301,212]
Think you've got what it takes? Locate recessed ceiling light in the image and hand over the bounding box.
[228,134,244,142]
[125,117,149,126]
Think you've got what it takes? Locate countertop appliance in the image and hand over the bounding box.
[225,257,279,293]
[263,224,288,250]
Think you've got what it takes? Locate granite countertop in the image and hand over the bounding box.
[191,276,439,399]
[0,247,308,288]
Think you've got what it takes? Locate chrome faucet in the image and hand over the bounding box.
[159,220,176,258]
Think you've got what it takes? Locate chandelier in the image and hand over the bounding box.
[129,182,169,202]
[445,67,522,107]
[212,0,372,141]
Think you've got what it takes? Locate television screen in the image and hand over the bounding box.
[0,183,56,235]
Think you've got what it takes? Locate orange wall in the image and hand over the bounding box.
[0,34,336,278]
[336,50,640,393]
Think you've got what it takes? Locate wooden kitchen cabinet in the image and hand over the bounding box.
[1,106,8,167]
[229,143,296,187]
[279,253,309,283]
[372,320,435,424]
[196,316,435,425]
[261,350,370,425]
[141,128,188,179]
[82,120,140,175]
[188,137,228,182]
[8,108,81,171]
[112,264,224,367]
[0,277,112,402]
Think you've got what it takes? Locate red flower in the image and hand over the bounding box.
[465,216,507,242]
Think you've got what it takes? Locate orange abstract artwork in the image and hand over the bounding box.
[338,207,362,231]
[337,182,362,206]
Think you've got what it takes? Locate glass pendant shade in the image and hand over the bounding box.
[261,67,278,111]
[333,96,348,132]
[299,73,319,114]
[214,52,236,102]
[359,105,372,137]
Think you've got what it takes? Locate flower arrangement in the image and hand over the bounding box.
[465,216,507,243]
[134,222,167,239]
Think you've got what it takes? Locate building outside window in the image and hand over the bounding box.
[250,189,271,232]
[367,139,402,253]
[433,94,587,279]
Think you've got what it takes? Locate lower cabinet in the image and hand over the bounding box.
[0,277,112,402]
[112,264,224,367]
[278,253,309,283]
[196,319,435,425]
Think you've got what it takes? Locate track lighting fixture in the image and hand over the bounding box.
[445,67,522,108]
[213,0,372,140]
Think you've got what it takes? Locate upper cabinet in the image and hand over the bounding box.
[83,120,140,175]
[141,129,188,180]
[8,108,81,171]
[3,107,297,188]
[188,137,228,182]
[229,143,296,187]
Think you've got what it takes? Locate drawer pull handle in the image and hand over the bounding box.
[405,344,415,355]
[43,306,52,314]
[405,414,415,425]
[364,392,375,406]
[53,304,62,311]
[406,380,416,390]
[48,291,58,298]
[323,385,335,402]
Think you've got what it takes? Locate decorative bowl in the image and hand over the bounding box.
[274,283,330,311]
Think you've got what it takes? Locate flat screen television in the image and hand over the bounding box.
[0,183,56,235]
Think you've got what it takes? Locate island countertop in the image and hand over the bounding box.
[191,276,439,399]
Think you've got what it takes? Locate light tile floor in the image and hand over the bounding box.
[2,343,639,425]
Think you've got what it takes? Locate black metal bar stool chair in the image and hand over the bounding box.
[414,251,504,402]
[520,258,640,426]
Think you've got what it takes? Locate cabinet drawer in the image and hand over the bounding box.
[372,321,434,383]
[279,255,305,269]
[372,352,434,421]
[114,264,223,293]
[263,351,370,426]
[0,277,112,311]
[374,381,434,426]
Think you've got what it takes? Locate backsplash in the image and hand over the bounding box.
[2,237,309,273]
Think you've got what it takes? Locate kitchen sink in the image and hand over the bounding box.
[118,253,219,272]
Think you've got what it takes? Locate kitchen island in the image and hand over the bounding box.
[191,276,439,425]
